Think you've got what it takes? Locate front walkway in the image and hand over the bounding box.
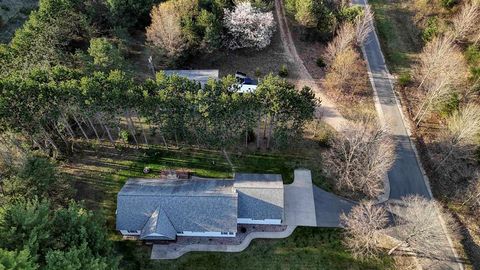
[151,226,296,260]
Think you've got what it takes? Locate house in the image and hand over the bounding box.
[162,70,258,93]
[116,173,284,240]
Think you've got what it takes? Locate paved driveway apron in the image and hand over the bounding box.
[284,170,317,226]
[313,187,356,227]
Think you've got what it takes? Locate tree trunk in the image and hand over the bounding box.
[245,129,248,148]
[61,113,76,139]
[54,123,69,146]
[161,132,168,149]
[174,131,179,148]
[134,110,149,145]
[73,114,89,140]
[266,115,275,150]
[43,133,59,152]
[387,241,406,255]
[256,113,262,149]
[85,115,100,140]
[126,112,139,147]
[96,114,115,147]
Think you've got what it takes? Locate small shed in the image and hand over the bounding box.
[163,70,219,86]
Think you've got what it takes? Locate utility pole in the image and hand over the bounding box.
[148,56,156,78]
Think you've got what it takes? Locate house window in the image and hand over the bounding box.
[228,232,234,235]
[221,232,228,235]
[127,230,138,234]
[177,231,183,234]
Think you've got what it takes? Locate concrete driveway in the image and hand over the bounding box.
[284,169,317,226]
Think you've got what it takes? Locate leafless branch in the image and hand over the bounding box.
[355,5,374,45]
[325,116,395,199]
[341,201,389,259]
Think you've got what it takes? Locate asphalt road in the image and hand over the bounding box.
[352,1,463,269]
[351,0,431,200]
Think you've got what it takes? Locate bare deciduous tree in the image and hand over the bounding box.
[388,196,457,258]
[413,36,467,125]
[223,2,276,50]
[463,177,480,215]
[451,1,480,42]
[325,116,395,199]
[325,22,356,63]
[438,103,480,165]
[324,47,363,95]
[355,5,374,45]
[341,201,389,259]
[146,0,198,58]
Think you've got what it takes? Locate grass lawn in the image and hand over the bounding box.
[117,227,394,270]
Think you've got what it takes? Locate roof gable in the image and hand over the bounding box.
[140,207,176,240]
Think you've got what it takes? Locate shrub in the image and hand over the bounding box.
[465,45,480,66]
[316,57,326,68]
[437,93,460,118]
[422,16,439,42]
[278,64,288,77]
[0,4,10,12]
[340,5,363,23]
[254,67,262,77]
[119,130,130,144]
[398,72,412,87]
[317,128,333,148]
[440,0,458,9]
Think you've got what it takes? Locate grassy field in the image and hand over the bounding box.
[369,0,423,73]
[117,227,394,270]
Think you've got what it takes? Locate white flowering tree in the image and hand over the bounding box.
[223,2,276,50]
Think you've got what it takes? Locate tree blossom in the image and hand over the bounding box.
[223,2,276,50]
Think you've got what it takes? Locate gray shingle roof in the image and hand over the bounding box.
[234,173,284,220]
[163,70,219,86]
[140,207,176,240]
[116,178,237,233]
[119,178,235,197]
[116,174,285,235]
[234,173,284,188]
